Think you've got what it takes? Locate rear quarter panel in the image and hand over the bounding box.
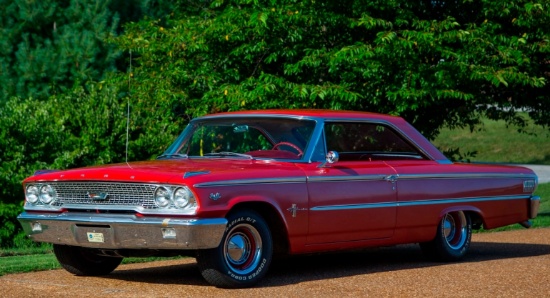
[386,161,536,243]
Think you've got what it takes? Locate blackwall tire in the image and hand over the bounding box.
[420,211,472,262]
[196,209,273,288]
[53,244,123,276]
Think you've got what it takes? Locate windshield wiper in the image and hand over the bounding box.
[156,153,189,160]
[203,152,253,159]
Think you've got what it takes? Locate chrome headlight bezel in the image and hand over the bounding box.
[154,186,172,208]
[39,184,56,204]
[25,183,58,207]
[174,187,196,209]
[153,185,198,212]
[26,185,40,204]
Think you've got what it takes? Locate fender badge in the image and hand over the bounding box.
[209,193,221,200]
[87,192,109,201]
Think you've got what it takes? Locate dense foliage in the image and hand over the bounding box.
[0,0,175,102]
[1,0,549,248]
[116,0,549,140]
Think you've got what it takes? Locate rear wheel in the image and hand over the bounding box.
[53,244,123,276]
[420,211,472,261]
[196,209,273,288]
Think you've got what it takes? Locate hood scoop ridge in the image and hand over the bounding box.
[183,171,211,178]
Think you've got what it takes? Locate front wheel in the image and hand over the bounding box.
[53,244,123,276]
[196,209,273,288]
[420,211,472,262]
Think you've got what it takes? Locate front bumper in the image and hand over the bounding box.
[18,212,227,250]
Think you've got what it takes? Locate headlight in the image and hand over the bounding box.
[39,185,56,204]
[26,185,40,204]
[174,187,194,209]
[154,186,171,208]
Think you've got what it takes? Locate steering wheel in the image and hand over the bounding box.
[272,142,303,157]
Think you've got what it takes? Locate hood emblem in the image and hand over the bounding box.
[87,192,109,201]
[209,192,221,201]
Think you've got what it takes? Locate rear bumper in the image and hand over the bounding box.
[17,212,227,250]
[530,196,540,219]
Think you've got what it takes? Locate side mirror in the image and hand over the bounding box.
[318,151,339,168]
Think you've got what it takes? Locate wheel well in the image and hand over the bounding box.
[229,202,290,255]
[466,211,483,230]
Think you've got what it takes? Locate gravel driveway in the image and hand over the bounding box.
[2,228,549,297]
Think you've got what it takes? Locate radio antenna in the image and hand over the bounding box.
[126,50,133,168]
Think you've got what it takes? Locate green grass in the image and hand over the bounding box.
[433,116,550,165]
[0,251,184,276]
[0,254,60,275]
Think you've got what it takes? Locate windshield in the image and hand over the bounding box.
[160,117,317,160]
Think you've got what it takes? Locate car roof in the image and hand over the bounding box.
[199,109,402,121]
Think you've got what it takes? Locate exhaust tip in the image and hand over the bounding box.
[519,220,532,229]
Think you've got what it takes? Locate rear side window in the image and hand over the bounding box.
[324,122,425,161]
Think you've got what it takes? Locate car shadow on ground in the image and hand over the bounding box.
[104,241,550,287]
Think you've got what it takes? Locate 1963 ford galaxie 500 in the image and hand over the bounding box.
[18,109,540,288]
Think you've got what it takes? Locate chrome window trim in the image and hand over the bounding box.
[170,113,452,164]
[310,194,532,211]
[194,177,306,188]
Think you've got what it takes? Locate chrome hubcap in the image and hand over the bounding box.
[227,233,249,264]
[443,211,467,250]
[223,223,262,275]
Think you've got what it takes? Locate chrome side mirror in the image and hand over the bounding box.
[318,151,339,168]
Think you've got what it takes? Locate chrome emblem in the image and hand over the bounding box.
[523,180,536,193]
[209,193,221,200]
[87,192,109,201]
[287,204,307,218]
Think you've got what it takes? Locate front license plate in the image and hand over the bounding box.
[87,232,105,243]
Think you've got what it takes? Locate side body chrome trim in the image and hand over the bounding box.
[194,177,306,188]
[398,173,538,180]
[307,175,388,183]
[310,195,532,212]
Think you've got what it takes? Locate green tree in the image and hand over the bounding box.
[0,0,178,102]
[115,0,548,140]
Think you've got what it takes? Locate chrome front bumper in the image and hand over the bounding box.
[18,212,227,250]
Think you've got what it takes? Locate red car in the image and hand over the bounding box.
[18,109,539,288]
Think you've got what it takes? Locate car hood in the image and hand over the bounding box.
[24,158,302,185]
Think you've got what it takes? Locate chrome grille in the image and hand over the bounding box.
[49,182,159,209]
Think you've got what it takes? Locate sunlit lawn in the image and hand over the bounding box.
[433,116,550,165]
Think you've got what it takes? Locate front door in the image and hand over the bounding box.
[300,121,407,244]
[302,160,397,244]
